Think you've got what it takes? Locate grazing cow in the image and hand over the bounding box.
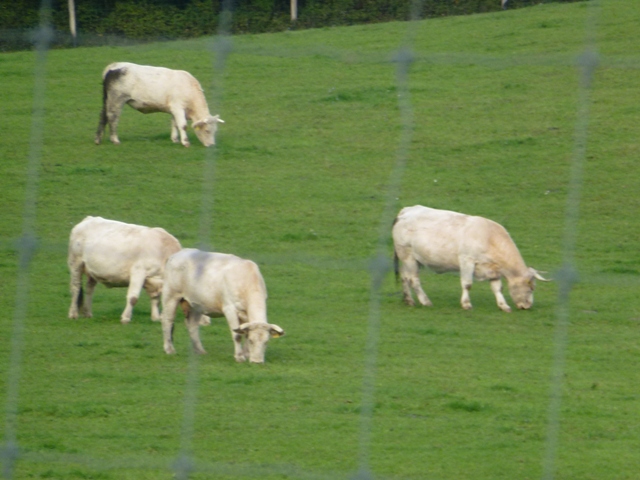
[161,248,285,363]
[95,62,224,147]
[392,205,549,312]
[68,216,182,323]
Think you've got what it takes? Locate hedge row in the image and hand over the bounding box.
[1,0,582,50]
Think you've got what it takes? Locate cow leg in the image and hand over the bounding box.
[185,311,207,354]
[400,258,431,307]
[459,261,475,310]
[490,278,512,313]
[410,275,432,307]
[170,108,190,147]
[170,118,180,144]
[102,95,127,145]
[148,290,161,321]
[83,275,98,318]
[399,258,416,306]
[121,267,145,323]
[161,295,179,354]
[181,299,210,326]
[68,263,84,319]
[223,305,247,362]
[106,107,123,145]
[95,106,108,145]
[144,281,162,321]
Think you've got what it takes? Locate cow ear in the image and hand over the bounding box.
[269,325,285,338]
[193,120,204,130]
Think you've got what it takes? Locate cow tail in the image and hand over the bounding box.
[96,73,109,140]
[97,67,124,140]
[98,93,107,123]
[77,285,84,309]
[99,69,115,118]
[393,249,400,283]
[392,214,400,283]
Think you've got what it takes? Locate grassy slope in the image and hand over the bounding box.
[1,0,639,479]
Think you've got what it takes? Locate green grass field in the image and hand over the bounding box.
[1,1,640,479]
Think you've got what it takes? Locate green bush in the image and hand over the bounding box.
[181,0,220,37]
[101,2,183,38]
[0,1,40,28]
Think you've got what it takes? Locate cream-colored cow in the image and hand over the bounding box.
[68,216,181,323]
[161,248,284,363]
[392,205,549,312]
[95,62,224,147]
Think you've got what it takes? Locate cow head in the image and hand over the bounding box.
[192,115,224,147]
[233,322,285,363]
[509,268,551,310]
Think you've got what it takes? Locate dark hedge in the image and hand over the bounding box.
[0,0,583,50]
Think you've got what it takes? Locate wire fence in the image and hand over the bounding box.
[1,0,626,478]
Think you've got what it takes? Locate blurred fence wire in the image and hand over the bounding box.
[2,0,606,479]
[542,1,599,479]
[3,1,53,479]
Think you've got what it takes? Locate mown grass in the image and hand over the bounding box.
[1,1,640,479]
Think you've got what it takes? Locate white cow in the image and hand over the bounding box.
[95,62,224,147]
[68,216,182,323]
[161,248,285,363]
[392,205,549,312]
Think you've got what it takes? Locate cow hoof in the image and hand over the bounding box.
[235,354,247,363]
[462,304,473,310]
[164,346,176,355]
[500,306,512,313]
[121,318,131,324]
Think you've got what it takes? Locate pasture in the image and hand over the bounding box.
[1,0,640,479]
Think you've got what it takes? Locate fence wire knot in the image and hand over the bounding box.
[393,47,415,66]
